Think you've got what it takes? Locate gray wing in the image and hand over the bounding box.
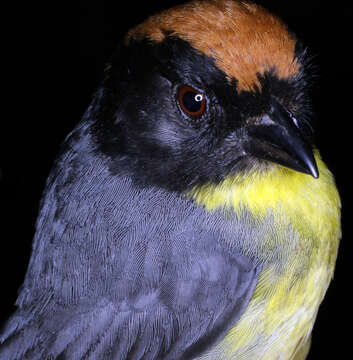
[0,230,259,360]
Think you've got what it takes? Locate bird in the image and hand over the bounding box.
[0,0,341,359]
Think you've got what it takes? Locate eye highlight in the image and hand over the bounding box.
[178,85,206,118]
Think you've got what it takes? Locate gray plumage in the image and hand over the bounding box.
[0,116,260,360]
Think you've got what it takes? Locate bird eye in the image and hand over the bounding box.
[178,85,206,118]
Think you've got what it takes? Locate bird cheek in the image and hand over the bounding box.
[154,119,183,148]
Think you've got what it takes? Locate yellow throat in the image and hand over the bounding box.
[188,151,341,241]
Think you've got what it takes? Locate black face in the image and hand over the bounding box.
[92,36,316,192]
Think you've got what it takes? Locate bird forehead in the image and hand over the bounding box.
[127,0,300,92]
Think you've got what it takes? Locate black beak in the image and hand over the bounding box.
[245,98,319,178]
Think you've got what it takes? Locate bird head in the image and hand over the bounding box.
[92,0,318,192]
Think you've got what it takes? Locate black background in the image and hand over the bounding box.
[1,0,351,358]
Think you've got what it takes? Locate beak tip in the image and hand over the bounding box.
[310,168,319,179]
[310,166,319,179]
[303,156,319,179]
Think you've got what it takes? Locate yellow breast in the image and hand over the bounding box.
[189,151,341,359]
